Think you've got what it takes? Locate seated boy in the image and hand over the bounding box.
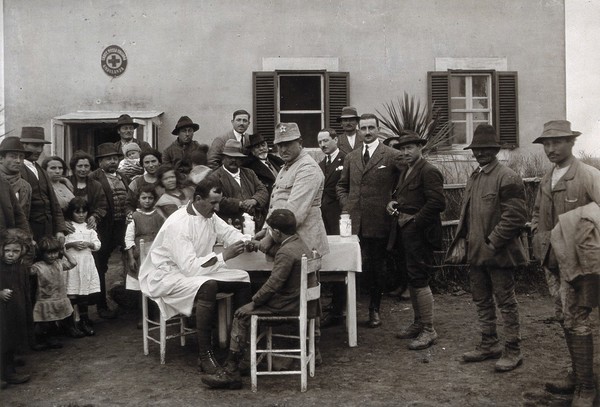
[201,209,318,390]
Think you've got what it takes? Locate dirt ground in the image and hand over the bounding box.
[2,284,594,407]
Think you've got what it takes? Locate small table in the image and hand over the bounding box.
[218,235,362,347]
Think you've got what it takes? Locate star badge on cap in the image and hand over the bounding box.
[279,125,287,133]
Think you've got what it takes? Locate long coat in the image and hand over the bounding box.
[207,166,269,226]
[243,153,284,195]
[336,142,402,239]
[88,169,130,238]
[318,151,345,234]
[269,150,329,256]
[449,159,528,267]
[138,203,251,319]
[337,133,364,156]
[388,157,445,250]
[0,176,30,235]
[252,234,318,316]
[531,158,600,265]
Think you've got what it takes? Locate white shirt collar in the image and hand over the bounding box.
[24,160,39,179]
[223,166,241,185]
[233,130,244,142]
[327,149,340,162]
[363,139,379,155]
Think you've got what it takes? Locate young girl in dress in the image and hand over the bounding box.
[125,184,165,291]
[30,236,77,350]
[64,197,101,336]
[0,229,32,386]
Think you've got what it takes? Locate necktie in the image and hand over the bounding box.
[263,159,277,176]
[326,155,331,166]
[363,147,370,164]
[240,134,245,147]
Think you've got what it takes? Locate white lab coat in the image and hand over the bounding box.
[139,203,250,319]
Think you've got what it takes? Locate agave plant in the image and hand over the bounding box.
[376,92,453,154]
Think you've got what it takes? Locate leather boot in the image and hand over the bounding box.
[463,334,503,362]
[546,329,576,394]
[79,314,95,337]
[195,294,218,373]
[198,350,222,375]
[495,341,523,372]
[201,351,243,390]
[571,334,596,407]
[62,314,85,338]
[408,286,437,350]
[396,287,422,339]
[368,309,382,328]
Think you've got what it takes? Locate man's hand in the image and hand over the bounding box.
[386,200,399,216]
[240,199,258,213]
[254,229,267,240]
[129,258,138,275]
[0,289,13,302]
[223,240,246,261]
[258,233,274,254]
[86,215,97,230]
[245,240,260,252]
[234,302,255,318]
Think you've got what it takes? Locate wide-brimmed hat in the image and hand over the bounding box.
[464,124,501,150]
[0,137,33,157]
[222,139,247,158]
[533,120,581,144]
[274,122,301,144]
[171,116,200,135]
[96,142,123,159]
[396,131,427,148]
[336,106,360,123]
[245,133,267,148]
[20,127,51,144]
[382,135,401,147]
[115,114,139,130]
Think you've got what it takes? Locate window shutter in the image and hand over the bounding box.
[253,72,277,145]
[325,72,349,134]
[494,71,519,149]
[428,71,451,146]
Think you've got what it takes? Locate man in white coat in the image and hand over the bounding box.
[139,178,255,374]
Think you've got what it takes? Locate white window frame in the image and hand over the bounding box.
[276,73,325,129]
[450,73,493,147]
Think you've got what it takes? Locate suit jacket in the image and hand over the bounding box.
[318,151,346,234]
[243,153,284,195]
[337,132,364,156]
[0,176,30,236]
[252,234,318,316]
[336,142,402,239]
[207,166,269,226]
[531,158,600,266]
[208,130,246,169]
[88,169,130,237]
[20,162,67,240]
[163,139,205,167]
[388,158,445,250]
[449,159,528,267]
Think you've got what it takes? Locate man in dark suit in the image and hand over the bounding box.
[207,140,269,231]
[112,114,151,156]
[386,131,445,350]
[336,106,364,156]
[207,110,251,169]
[317,128,346,327]
[242,133,283,196]
[19,127,67,243]
[88,143,131,319]
[337,113,402,328]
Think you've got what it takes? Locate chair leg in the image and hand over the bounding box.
[309,318,315,377]
[179,317,186,347]
[160,314,167,365]
[300,320,307,392]
[251,315,258,393]
[142,295,149,356]
[267,326,273,372]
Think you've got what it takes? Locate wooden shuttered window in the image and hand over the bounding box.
[253,71,349,146]
[428,70,519,149]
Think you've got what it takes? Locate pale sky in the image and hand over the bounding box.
[566,0,600,156]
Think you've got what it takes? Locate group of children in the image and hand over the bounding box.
[0,185,165,388]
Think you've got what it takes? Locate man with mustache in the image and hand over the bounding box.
[112,114,151,157]
[163,116,205,167]
[449,124,527,372]
[531,120,600,405]
[88,143,131,319]
[208,110,251,169]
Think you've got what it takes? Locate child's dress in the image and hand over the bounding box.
[0,260,31,353]
[30,258,76,322]
[65,222,102,296]
[124,209,165,290]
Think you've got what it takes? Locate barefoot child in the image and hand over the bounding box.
[30,236,77,350]
[64,197,101,336]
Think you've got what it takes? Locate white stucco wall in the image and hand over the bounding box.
[3,0,565,153]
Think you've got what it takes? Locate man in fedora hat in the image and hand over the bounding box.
[242,133,283,196]
[19,127,67,243]
[531,120,600,404]
[255,122,329,259]
[207,139,268,230]
[448,124,527,372]
[337,113,403,328]
[337,106,364,156]
[0,137,33,219]
[208,110,251,169]
[163,116,206,167]
[88,143,131,319]
[386,131,445,349]
[113,114,151,157]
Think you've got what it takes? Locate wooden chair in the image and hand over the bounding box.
[140,240,234,364]
[250,252,321,392]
